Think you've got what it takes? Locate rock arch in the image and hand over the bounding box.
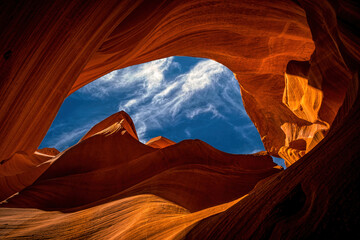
[0,0,359,238]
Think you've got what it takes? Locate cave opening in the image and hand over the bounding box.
[1,0,359,237]
[39,56,285,168]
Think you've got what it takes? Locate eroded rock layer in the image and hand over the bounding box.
[0,111,281,239]
[0,0,359,239]
[0,195,243,240]
[146,136,176,149]
[1,0,326,166]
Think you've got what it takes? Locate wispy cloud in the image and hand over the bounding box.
[46,124,93,150]
[113,58,238,142]
[185,104,223,119]
[79,57,175,98]
[185,128,191,138]
[42,56,266,157]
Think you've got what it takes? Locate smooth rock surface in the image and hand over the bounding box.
[0,0,359,239]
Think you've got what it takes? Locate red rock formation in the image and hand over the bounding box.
[0,151,53,202]
[36,148,60,157]
[80,110,138,141]
[0,0,318,165]
[0,194,243,240]
[2,112,280,212]
[183,1,360,238]
[146,136,176,148]
[0,111,281,239]
[0,0,359,239]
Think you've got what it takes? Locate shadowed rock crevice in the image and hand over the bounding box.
[256,184,306,240]
[1,112,281,213]
[0,0,359,239]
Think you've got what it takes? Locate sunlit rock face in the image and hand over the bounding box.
[146,136,176,149]
[36,148,60,157]
[0,151,53,202]
[1,0,317,166]
[0,0,351,167]
[0,0,359,239]
[0,111,281,238]
[80,111,139,142]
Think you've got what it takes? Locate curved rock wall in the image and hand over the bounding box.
[1,0,323,166]
[0,0,359,239]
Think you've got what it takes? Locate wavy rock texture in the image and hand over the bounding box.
[0,151,54,202]
[0,111,281,239]
[1,0,317,165]
[1,112,280,211]
[36,148,60,156]
[146,136,176,149]
[0,0,359,239]
[0,195,244,240]
[80,110,139,141]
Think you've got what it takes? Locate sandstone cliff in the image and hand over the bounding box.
[0,0,359,239]
[1,111,281,239]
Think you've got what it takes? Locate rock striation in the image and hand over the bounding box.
[0,0,359,239]
[1,112,280,211]
[80,110,139,142]
[0,0,318,165]
[0,150,56,202]
[0,111,281,239]
[145,136,176,149]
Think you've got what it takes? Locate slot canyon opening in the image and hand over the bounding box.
[39,56,285,168]
[1,0,359,238]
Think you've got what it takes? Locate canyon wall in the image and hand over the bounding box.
[1,0,338,167]
[0,0,359,239]
[0,110,281,239]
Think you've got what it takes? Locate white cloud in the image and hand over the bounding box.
[79,57,175,98]
[75,57,253,144]
[181,60,226,93]
[113,58,240,142]
[152,81,181,104]
[185,104,223,119]
[49,124,93,150]
[41,56,265,155]
[132,57,173,90]
[134,121,147,142]
[185,128,191,138]
[250,149,263,154]
[124,99,138,109]
[233,123,257,141]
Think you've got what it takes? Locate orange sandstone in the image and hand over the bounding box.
[2,112,280,212]
[0,0,320,166]
[146,136,176,148]
[0,0,359,239]
[80,110,138,141]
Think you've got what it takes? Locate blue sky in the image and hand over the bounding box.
[40,56,285,168]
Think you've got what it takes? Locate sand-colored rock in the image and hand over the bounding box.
[0,0,359,239]
[36,148,60,157]
[2,112,280,212]
[0,151,54,202]
[0,111,282,238]
[183,0,360,238]
[80,110,138,141]
[1,0,318,165]
[0,194,245,240]
[146,136,176,149]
